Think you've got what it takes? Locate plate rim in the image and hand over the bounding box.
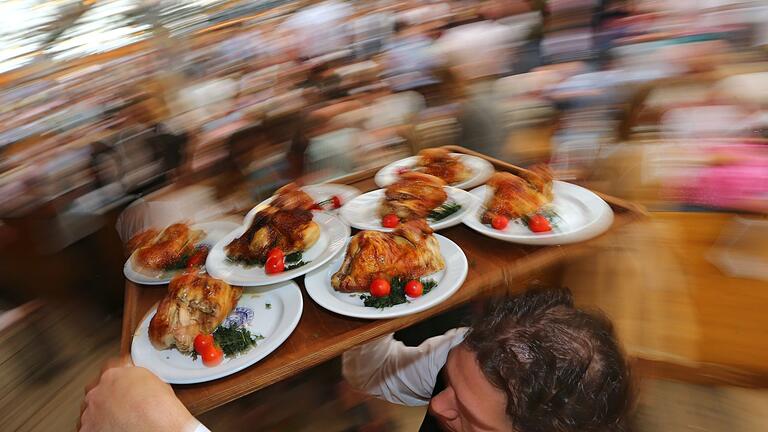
[304,233,468,319]
[462,181,614,245]
[339,186,480,232]
[205,212,351,286]
[130,280,303,384]
[373,153,494,190]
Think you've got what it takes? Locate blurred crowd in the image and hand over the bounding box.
[1,0,768,306]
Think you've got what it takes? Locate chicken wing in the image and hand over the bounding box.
[417,148,470,184]
[132,223,204,271]
[226,183,320,264]
[149,273,242,353]
[331,220,445,293]
[481,167,554,224]
[380,172,447,220]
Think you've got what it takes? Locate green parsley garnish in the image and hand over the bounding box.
[284,251,309,271]
[265,303,272,310]
[428,201,462,221]
[360,277,438,309]
[225,256,265,267]
[212,324,264,358]
[285,251,302,262]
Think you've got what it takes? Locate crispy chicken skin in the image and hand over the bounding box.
[481,165,554,223]
[270,182,315,211]
[380,172,447,220]
[226,183,320,263]
[126,228,159,255]
[149,273,242,353]
[132,224,203,270]
[417,148,470,184]
[331,220,445,293]
[520,164,554,202]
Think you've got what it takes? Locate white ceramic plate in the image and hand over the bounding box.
[463,181,614,245]
[374,153,494,190]
[243,183,361,224]
[206,212,350,286]
[340,187,480,232]
[131,281,302,384]
[304,234,468,319]
[123,220,241,285]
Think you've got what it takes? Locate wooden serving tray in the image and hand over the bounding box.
[119,146,646,415]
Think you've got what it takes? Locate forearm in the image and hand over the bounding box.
[192,420,211,432]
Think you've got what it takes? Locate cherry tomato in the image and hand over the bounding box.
[186,247,209,268]
[370,278,391,297]
[331,195,342,209]
[265,256,285,274]
[194,334,214,354]
[405,280,424,298]
[528,214,552,233]
[266,247,284,262]
[201,346,223,367]
[382,214,399,228]
[311,203,323,211]
[491,215,509,230]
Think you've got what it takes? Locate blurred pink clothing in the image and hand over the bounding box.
[670,144,768,211]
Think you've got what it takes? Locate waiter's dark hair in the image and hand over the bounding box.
[465,286,633,432]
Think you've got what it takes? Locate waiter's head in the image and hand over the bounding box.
[429,287,632,432]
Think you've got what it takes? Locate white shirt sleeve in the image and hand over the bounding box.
[191,421,211,432]
[341,327,469,406]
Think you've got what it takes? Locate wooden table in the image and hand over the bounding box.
[120,146,646,415]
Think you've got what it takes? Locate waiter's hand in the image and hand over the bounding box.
[78,357,199,432]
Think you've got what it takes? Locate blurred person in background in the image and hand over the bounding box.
[432,0,521,158]
[382,19,441,93]
[216,27,265,69]
[350,3,396,60]
[279,0,353,61]
[79,287,633,432]
[100,88,181,196]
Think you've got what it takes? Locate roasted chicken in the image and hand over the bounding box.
[380,172,447,220]
[149,273,242,353]
[521,164,554,202]
[226,183,319,264]
[270,183,315,211]
[131,223,204,271]
[417,148,470,184]
[481,164,554,224]
[331,220,445,293]
[126,228,159,255]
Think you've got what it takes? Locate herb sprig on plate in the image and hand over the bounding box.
[284,251,308,270]
[164,245,209,271]
[428,201,462,222]
[225,255,264,267]
[227,250,309,270]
